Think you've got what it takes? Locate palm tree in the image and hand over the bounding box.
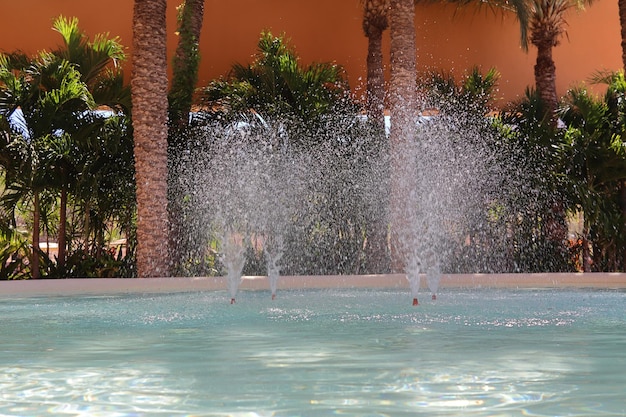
[509,0,593,257]
[362,0,392,274]
[620,0,626,70]
[388,0,418,273]
[388,0,417,146]
[52,16,126,100]
[0,53,94,278]
[362,0,390,127]
[49,16,128,270]
[131,0,170,278]
[618,3,626,271]
[523,0,593,121]
[169,0,205,128]
[168,0,205,276]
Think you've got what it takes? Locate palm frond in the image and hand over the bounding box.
[52,15,126,88]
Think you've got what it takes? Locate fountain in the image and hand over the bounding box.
[1,109,625,414]
[173,102,507,306]
[263,233,284,300]
[179,120,306,301]
[219,227,246,304]
[2,26,626,415]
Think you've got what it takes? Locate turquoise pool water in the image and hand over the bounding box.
[1,288,625,416]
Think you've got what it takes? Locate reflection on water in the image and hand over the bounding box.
[1,289,625,416]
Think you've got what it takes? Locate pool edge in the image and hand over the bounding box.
[1,273,625,296]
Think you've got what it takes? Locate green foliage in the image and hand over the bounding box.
[479,77,626,272]
[172,31,381,276]
[202,31,355,129]
[0,16,135,279]
[177,116,388,276]
[558,72,626,270]
[424,66,501,116]
[52,16,129,113]
[489,88,573,272]
[42,245,134,279]
[0,51,94,137]
[0,221,29,280]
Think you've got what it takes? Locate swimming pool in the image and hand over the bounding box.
[1,288,625,416]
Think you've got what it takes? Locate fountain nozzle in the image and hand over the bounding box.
[432,294,437,300]
[412,298,419,306]
[230,298,236,304]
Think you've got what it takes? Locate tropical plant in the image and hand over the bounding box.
[51,17,133,277]
[67,113,136,277]
[0,50,94,278]
[51,16,129,112]
[559,72,626,270]
[131,0,170,278]
[0,176,29,280]
[0,230,29,280]
[0,17,136,279]
[424,66,501,116]
[494,88,575,272]
[202,31,353,130]
[2,15,132,272]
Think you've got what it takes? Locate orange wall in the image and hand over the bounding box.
[0,0,621,105]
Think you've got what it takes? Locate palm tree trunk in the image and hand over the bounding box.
[621,180,626,270]
[169,0,205,127]
[362,0,390,272]
[533,38,558,122]
[388,0,417,273]
[365,23,386,127]
[389,0,417,127]
[615,24,626,273]
[581,225,592,272]
[132,0,170,278]
[620,0,626,70]
[58,186,67,270]
[32,192,40,279]
[168,0,205,276]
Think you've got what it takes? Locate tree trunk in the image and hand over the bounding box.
[388,0,417,273]
[620,0,626,70]
[366,26,386,128]
[132,0,170,278]
[362,0,389,272]
[533,36,558,123]
[168,0,205,276]
[168,0,205,128]
[581,225,592,272]
[32,192,40,279]
[363,0,388,128]
[621,180,626,271]
[58,185,67,270]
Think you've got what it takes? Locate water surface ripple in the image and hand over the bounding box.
[1,288,625,416]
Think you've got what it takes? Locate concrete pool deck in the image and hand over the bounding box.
[1,273,625,296]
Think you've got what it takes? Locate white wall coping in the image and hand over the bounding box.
[1,273,625,297]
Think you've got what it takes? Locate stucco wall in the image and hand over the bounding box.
[0,0,621,105]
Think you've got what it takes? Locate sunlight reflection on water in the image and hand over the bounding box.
[1,288,625,416]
